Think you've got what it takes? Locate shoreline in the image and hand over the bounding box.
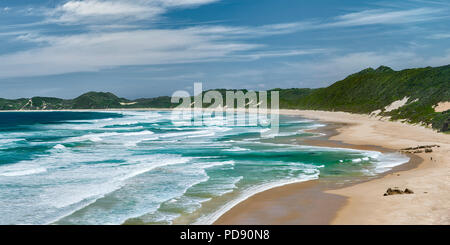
[3,108,448,224]
[215,110,449,225]
[212,120,421,225]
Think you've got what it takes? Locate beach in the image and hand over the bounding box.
[5,109,389,224]
[0,108,448,225]
[215,110,450,225]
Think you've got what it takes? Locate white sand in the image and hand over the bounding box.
[434,101,450,112]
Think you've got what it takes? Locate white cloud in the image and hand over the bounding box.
[2,3,448,80]
[190,22,313,37]
[426,50,450,65]
[428,33,450,39]
[282,50,450,87]
[327,8,443,27]
[43,1,447,29]
[47,0,219,24]
[61,1,146,16]
[0,27,261,78]
[185,7,446,40]
[48,0,161,23]
[0,19,328,78]
[233,49,327,61]
[161,0,219,7]
[209,7,445,35]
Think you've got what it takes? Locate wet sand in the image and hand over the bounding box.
[214,180,345,225]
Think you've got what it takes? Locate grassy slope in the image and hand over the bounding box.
[290,65,450,130]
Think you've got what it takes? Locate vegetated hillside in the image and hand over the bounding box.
[71,92,128,109]
[290,65,450,131]
[131,96,175,108]
[194,65,449,131]
[0,65,448,132]
[0,97,70,110]
[273,88,316,109]
[0,92,175,110]
[182,88,314,109]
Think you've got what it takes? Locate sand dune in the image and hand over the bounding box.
[434,102,450,113]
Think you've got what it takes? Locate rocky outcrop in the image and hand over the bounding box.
[442,119,449,132]
[384,188,414,196]
[400,145,439,154]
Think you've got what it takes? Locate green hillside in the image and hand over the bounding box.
[287,65,450,131]
[71,92,128,109]
[0,91,185,110]
[0,65,449,132]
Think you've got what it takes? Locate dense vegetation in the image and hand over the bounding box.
[0,92,174,110]
[281,65,450,131]
[1,65,449,132]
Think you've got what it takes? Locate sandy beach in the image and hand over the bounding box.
[215,110,450,225]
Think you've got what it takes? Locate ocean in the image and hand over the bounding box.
[0,111,409,225]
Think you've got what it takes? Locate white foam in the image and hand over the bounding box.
[118,111,162,118]
[195,160,236,170]
[372,153,409,174]
[68,132,121,142]
[160,130,215,139]
[343,150,409,175]
[289,119,314,123]
[0,138,26,144]
[66,130,156,143]
[0,166,47,177]
[123,137,159,147]
[195,171,320,225]
[306,123,326,129]
[223,147,250,152]
[260,127,321,138]
[122,130,154,137]
[207,176,244,196]
[106,121,140,126]
[41,155,192,209]
[53,144,66,150]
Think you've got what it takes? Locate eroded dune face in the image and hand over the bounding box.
[434,102,450,112]
[370,97,415,116]
[384,97,410,112]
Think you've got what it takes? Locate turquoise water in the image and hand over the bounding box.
[0,111,409,225]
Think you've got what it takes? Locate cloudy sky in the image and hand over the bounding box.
[0,0,449,99]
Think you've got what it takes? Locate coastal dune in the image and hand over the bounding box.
[215,110,450,225]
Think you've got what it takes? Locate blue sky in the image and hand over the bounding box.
[0,0,449,99]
